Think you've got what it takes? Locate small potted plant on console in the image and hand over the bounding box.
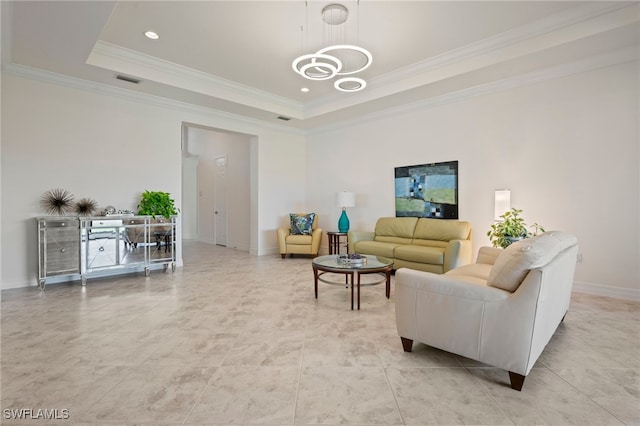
[137,190,179,219]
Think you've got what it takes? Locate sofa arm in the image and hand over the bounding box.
[311,228,323,255]
[476,246,502,265]
[395,267,508,360]
[396,267,508,301]
[443,239,473,272]
[348,231,374,253]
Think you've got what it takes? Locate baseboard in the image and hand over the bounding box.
[573,280,640,302]
[254,247,280,256]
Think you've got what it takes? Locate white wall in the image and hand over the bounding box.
[0,73,306,288]
[258,129,307,252]
[181,155,198,239]
[307,61,639,299]
[2,61,637,299]
[183,126,251,251]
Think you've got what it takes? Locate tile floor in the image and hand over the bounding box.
[1,241,639,425]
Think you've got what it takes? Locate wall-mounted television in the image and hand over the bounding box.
[394,161,458,219]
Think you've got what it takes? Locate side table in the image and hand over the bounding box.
[327,231,348,255]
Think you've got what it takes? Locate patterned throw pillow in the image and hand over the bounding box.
[290,213,315,235]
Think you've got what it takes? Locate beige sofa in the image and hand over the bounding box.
[395,231,579,390]
[348,217,472,273]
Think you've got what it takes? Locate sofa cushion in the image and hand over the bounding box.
[394,245,444,265]
[488,231,578,292]
[353,240,399,258]
[374,217,418,239]
[375,235,414,245]
[290,213,315,235]
[410,239,448,248]
[413,218,471,241]
[446,263,492,281]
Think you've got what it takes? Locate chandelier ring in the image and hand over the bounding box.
[292,53,342,80]
[316,45,372,75]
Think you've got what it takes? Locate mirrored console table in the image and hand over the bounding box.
[37,215,177,290]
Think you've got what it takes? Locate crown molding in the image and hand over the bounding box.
[2,63,306,136]
[5,42,635,138]
[309,46,638,135]
[87,40,305,120]
[304,1,639,119]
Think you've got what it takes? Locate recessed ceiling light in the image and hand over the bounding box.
[301,87,309,93]
[144,31,159,40]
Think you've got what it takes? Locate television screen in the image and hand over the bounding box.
[394,161,458,219]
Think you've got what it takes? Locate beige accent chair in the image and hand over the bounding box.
[276,213,322,259]
[395,231,578,391]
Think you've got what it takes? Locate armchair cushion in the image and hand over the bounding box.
[284,234,313,245]
[290,213,316,235]
[488,231,579,292]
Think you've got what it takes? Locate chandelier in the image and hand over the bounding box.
[292,3,372,92]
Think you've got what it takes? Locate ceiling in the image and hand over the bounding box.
[2,1,639,131]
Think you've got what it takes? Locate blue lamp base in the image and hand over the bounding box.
[338,209,350,233]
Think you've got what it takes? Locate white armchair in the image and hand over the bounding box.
[395,231,578,390]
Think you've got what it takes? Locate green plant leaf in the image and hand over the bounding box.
[487,208,544,248]
[137,190,179,219]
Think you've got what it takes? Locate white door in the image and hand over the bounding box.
[214,155,228,247]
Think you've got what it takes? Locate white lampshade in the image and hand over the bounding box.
[494,189,511,221]
[335,191,355,208]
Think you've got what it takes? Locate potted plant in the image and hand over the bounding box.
[487,208,545,248]
[137,190,179,219]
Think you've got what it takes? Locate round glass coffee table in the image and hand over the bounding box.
[312,254,393,310]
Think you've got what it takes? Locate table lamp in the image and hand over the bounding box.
[336,191,355,232]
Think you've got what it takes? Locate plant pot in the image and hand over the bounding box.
[505,236,524,247]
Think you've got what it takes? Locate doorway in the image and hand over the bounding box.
[181,125,252,251]
[214,155,227,246]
